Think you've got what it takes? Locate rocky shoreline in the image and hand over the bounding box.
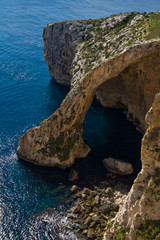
[67,178,130,239]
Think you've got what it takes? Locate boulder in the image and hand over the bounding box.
[103,157,134,175]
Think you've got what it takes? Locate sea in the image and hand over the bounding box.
[0,0,159,239]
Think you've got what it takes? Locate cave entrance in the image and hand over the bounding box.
[75,97,143,186]
[74,50,160,185]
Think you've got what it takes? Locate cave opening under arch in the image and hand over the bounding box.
[74,50,160,184]
[73,97,143,185]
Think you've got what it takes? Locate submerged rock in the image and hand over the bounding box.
[103,157,134,175]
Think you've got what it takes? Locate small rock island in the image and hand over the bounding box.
[17,12,160,239]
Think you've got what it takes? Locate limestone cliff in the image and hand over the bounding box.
[18,12,160,169]
[17,11,160,239]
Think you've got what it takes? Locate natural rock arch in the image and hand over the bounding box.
[17,41,160,168]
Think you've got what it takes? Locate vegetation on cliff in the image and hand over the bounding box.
[71,11,160,84]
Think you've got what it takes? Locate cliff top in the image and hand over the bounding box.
[70,11,160,85]
[44,11,160,86]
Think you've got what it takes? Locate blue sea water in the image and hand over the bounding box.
[0,0,159,239]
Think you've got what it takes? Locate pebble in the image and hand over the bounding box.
[82,229,88,234]
[105,187,113,196]
[84,216,92,225]
[93,195,100,205]
[89,221,96,228]
[83,187,91,195]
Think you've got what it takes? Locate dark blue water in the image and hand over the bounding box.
[0,0,159,239]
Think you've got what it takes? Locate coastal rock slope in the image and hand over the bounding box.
[18,12,160,168]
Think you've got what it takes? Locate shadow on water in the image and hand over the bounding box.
[43,78,70,116]
[19,158,71,186]
[47,78,70,104]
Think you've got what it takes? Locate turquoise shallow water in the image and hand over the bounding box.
[0,0,159,239]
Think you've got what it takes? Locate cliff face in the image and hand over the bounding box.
[17,12,160,238]
[111,93,160,239]
[43,21,87,85]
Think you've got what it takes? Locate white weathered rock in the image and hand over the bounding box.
[103,157,134,175]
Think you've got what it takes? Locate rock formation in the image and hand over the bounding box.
[17,11,160,239]
[18,12,160,168]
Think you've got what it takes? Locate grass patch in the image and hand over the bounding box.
[114,227,129,240]
[145,12,160,40]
